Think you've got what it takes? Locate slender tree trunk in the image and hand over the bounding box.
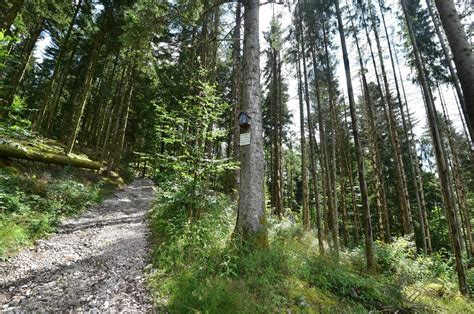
[34,0,82,132]
[3,20,43,111]
[438,86,474,257]
[335,0,375,271]
[378,0,429,251]
[322,22,339,253]
[393,37,432,253]
[401,0,467,295]
[351,18,390,243]
[65,17,107,155]
[308,50,325,254]
[433,0,474,140]
[234,0,268,248]
[366,6,413,236]
[112,77,134,169]
[232,3,242,198]
[342,105,361,244]
[296,44,310,230]
[425,0,473,145]
[45,43,79,134]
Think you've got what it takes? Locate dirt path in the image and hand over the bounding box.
[0,179,156,312]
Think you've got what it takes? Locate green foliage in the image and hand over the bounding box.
[0,168,114,259]
[148,181,474,313]
[374,237,455,284]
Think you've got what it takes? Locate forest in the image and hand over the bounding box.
[0,0,473,312]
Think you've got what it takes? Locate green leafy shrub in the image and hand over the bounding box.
[0,169,114,259]
[148,182,473,313]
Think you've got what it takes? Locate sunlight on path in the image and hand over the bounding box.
[0,179,156,312]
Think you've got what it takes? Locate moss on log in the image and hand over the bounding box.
[0,143,101,170]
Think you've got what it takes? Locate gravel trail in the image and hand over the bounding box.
[0,179,156,312]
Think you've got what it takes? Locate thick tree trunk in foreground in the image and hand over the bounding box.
[402,0,468,295]
[433,0,474,143]
[335,0,375,271]
[234,0,268,248]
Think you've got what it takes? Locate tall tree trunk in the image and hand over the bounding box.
[393,36,433,253]
[378,0,429,251]
[322,22,339,253]
[232,3,242,198]
[366,6,413,236]
[425,0,473,145]
[295,6,310,229]
[335,0,375,271]
[65,17,107,155]
[34,0,82,132]
[45,43,79,134]
[433,0,474,140]
[308,48,324,254]
[271,44,283,216]
[401,0,467,295]
[438,86,474,257]
[3,20,43,112]
[351,17,390,243]
[296,43,310,230]
[234,0,268,248]
[342,104,361,244]
[112,75,134,170]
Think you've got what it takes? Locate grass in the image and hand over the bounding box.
[147,181,474,313]
[0,163,119,259]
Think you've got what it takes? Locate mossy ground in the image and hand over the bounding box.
[147,182,474,313]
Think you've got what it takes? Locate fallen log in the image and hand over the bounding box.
[0,143,101,170]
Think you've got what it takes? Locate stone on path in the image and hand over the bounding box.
[0,179,156,312]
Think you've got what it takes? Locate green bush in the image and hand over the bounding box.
[147,181,473,313]
[0,170,112,259]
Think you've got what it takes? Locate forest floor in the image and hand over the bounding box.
[0,179,155,312]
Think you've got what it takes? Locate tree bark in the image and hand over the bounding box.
[296,44,310,230]
[234,0,268,249]
[351,17,390,243]
[231,3,242,198]
[65,13,108,155]
[425,0,473,146]
[433,0,474,143]
[3,20,43,111]
[335,0,375,271]
[34,0,82,132]
[322,21,339,253]
[401,0,468,295]
[0,143,100,169]
[309,46,325,254]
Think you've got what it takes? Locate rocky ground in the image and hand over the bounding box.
[0,179,156,312]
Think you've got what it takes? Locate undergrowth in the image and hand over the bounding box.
[147,182,474,313]
[0,164,118,259]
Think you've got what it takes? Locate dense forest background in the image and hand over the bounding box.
[1,0,474,311]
